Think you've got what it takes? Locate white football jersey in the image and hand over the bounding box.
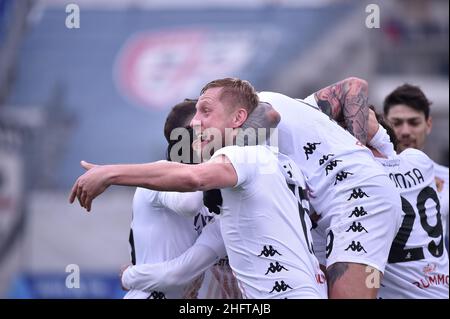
[211,145,327,299]
[258,92,389,225]
[258,92,402,273]
[377,149,449,299]
[124,188,211,299]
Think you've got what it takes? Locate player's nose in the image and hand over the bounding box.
[399,123,412,136]
[190,117,202,134]
[190,113,200,127]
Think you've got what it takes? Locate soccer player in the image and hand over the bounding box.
[121,99,207,299]
[232,77,403,298]
[121,208,230,295]
[121,152,326,297]
[87,100,240,299]
[70,79,327,299]
[383,84,449,251]
[367,109,449,298]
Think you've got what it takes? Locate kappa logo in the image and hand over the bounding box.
[265,262,289,275]
[303,142,321,160]
[347,188,370,201]
[345,241,367,253]
[334,171,354,185]
[270,280,293,293]
[319,153,334,165]
[325,159,343,176]
[345,221,368,233]
[348,206,368,218]
[258,245,282,257]
[148,291,166,299]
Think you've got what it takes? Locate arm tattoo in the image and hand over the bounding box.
[315,84,344,120]
[242,102,279,130]
[326,262,349,289]
[239,102,280,146]
[314,78,369,144]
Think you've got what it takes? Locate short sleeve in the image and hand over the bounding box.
[211,145,258,188]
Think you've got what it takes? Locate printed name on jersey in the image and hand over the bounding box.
[388,167,425,189]
[413,274,449,289]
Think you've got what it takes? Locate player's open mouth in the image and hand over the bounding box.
[193,133,212,150]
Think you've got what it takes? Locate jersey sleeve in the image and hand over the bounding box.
[122,214,225,292]
[154,191,203,217]
[122,238,222,292]
[368,124,396,158]
[211,145,258,188]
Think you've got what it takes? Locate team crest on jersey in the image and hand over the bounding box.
[423,263,437,275]
[115,27,280,109]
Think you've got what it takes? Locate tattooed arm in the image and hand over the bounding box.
[239,102,281,145]
[313,77,369,145]
[241,102,281,131]
[326,262,350,292]
[326,262,380,299]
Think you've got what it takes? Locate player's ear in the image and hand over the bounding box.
[233,108,248,128]
[426,116,432,135]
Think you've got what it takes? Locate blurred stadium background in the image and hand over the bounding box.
[0,0,448,298]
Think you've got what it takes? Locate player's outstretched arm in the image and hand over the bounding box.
[122,245,219,292]
[313,77,369,145]
[69,156,236,212]
[122,221,226,292]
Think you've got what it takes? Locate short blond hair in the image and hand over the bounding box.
[200,78,259,114]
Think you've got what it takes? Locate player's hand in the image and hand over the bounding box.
[68,161,110,212]
[81,160,97,171]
